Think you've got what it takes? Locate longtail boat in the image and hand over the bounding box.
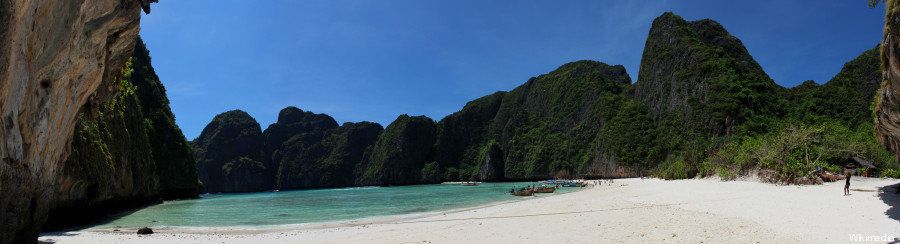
[510,187,534,196]
[533,185,557,193]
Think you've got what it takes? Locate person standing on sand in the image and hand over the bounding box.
[843,159,859,196]
[844,171,852,196]
[844,162,858,196]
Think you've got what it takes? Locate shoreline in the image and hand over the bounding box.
[83,183,592,235]
[40,178,900,243]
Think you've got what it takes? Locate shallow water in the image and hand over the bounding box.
[96,182,577,228]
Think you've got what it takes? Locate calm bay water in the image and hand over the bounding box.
[96,182,577,228]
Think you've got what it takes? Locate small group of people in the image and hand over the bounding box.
[595,179,614,186]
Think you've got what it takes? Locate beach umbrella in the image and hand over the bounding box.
[850,157,876,169]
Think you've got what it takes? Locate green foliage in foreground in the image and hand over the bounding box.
[881,168,900,178]
[690,122,896,183]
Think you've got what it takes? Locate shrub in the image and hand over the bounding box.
[880,168,900,179]
[653,155,689,180]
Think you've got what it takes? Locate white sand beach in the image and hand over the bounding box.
[39,178,900,243]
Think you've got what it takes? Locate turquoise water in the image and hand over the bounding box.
[96,182,577,228]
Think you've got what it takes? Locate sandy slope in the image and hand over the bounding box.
[39,178,900,243]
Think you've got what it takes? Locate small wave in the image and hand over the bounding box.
[331,186,381,191]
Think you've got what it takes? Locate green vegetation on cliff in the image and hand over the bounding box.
[638,14,895,182]
[192,110,270,193]
[787,47,881,124]
[131,39,201,198]
[434,92,505,180]
[265,107,338,189]
[494,61,633,179]
[47,37,200,229]
[194,107,384,192]
[681,46,895,182]
[266,106,383,189]
[316,121,383,187]
[434,61,639,181]
[359,115,437,186]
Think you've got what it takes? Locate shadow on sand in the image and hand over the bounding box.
[37,231,80,244]
[878,182,900,222]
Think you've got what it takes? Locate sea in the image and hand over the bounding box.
[94,182,579,228]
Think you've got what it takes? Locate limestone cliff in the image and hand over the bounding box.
[192,110,271,193]
[434,92,505,180]
[44,38,200,230]
[357,115,437,186]
[274,120,383,189]
[267,108,383,189]
[193,107,383,192]
[434,61,637,180]
[634,12,785,136]
[130,39,201,200]
[876,0,900,162]
[264,107,338,189]
[0,0,152,242]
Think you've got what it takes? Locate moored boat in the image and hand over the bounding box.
[560,180,586,187]
[540,179,564,185]
[461,182,481,186]
[510,187,534,196]
[533,185,557,193]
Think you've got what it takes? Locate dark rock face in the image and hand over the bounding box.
[193,110,271,193]
[634,12,784,136]
[222,157,270,192]
[44,38,200,230]
[312,122,383,188]
[265,107,339,167]
[434,61,636,181]
[193,107,384,192]
[434,92,505,180]
[0,1,150,242]
[476,141,504,181]
[132,39,201,199]
[358,115,437,186]
[264,107,339,189]
[490,61,633,180]
[272,118,382,189]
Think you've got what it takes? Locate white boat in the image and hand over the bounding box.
[461,182,481,186]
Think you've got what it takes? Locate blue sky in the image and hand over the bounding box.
[140,1,886,140]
